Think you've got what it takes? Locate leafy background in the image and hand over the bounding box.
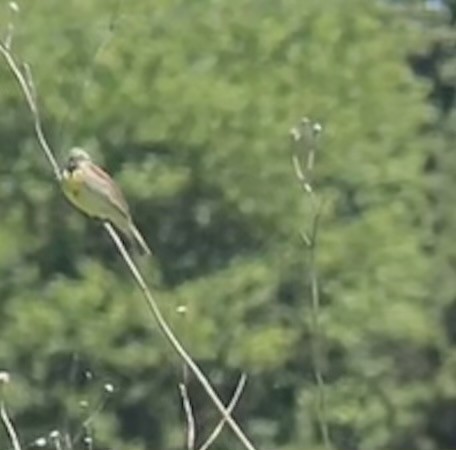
[0,0,454,449]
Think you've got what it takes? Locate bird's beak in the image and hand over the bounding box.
[66,158,78,173]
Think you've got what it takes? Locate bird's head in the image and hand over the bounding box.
[66,147,91,172]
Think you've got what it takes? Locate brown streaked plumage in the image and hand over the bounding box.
[61,147,151,255]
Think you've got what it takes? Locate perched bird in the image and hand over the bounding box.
[61,147,151,255]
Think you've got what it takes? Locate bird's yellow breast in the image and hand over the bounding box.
[61,168,89,213]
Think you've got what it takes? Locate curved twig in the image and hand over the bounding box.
[0,43,61,181]
[0,375,22,450]
[0,403,22,450]
[104,223,256,450]
[179,381,196,450]
[198,373,247,450]
[0,35,256,450]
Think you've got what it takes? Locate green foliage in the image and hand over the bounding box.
[0,0,446,449]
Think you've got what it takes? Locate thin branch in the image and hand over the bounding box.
[0,28,256,450]
[198,373,247,450]
[0,374,22,450]
[71,394,108,447]
[104,223,257,450]
[290,118,332,450]
[307,201,331,450]
[0,43,61,181]
[177,362,248,450]
[49,431,63,450]
[291,153,313,194]
[179,381,196,450]
[3,1,18,50]
[0,401,22,450]
[177,309,195,450]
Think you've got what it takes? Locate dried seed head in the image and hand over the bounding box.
[9,2,19,13]
[34,437,47,447]
[49,430,60,440]
[176,305,187,315]
[0,371,10,384]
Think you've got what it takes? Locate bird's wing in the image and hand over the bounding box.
[81,161,131,219]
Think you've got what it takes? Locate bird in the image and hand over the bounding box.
[61,147,152,255]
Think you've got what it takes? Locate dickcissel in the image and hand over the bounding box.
[61,147,151,255]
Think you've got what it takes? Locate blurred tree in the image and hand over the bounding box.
[0,0,437,449]
[404,1,456,449]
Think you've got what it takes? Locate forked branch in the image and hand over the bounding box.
[0,36,256,450]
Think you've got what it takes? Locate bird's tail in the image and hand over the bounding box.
[128,222,152,256]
